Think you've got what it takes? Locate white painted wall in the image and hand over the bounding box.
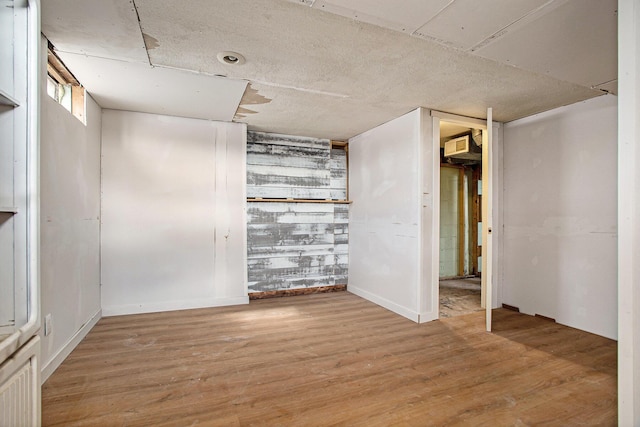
[503,94,617,339]
[349,108,432,322]
[100,110,247,316]
[40,39,102,382]
[618,0,640,422]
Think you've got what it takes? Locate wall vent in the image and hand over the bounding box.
[444,135,470,157]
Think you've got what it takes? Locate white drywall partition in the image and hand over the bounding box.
[101,110,247,316]
[349,108,430,322]
[40,38,102,382]
[503,94,617,339]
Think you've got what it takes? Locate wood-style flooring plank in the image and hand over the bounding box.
[42,292,616,426]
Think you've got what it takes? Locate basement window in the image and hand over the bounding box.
[47,43,86,124]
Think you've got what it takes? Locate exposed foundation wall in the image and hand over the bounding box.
[246,132,348,292]
[40,38,102,382]
[502,94,617,339]
[100,110,247,316]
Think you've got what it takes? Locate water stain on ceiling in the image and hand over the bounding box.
[142,33,160,50]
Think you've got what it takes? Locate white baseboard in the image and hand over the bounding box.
[101,296,249,317]
[418,310,438,323]
[348,285,419,323]
[41,309,101,384]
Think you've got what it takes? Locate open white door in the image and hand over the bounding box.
[481,108,493,332]
[430,109,499,327]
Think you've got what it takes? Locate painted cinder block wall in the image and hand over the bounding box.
[246,132,348,292]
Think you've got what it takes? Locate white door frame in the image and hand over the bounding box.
[483,108,493,331]
[426,110,502,326]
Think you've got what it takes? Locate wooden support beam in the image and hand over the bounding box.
[47,46,79,86]
[46,62,66,85]
[471,166,481,275]
[458,167,465,276]
[71,85,85,123]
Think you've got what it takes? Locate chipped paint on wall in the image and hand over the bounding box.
[247,131,348,292]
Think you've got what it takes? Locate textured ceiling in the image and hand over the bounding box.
[41,0,616,140]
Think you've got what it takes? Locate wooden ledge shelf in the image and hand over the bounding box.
[247,198,352,204]
[0,207,18,214]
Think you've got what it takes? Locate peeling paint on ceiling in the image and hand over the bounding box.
[235,84,273,119]
[234,107,256,119]
[240,84,273,107]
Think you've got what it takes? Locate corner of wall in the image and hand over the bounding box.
[40,40,103,379]
[41,309,101,384]
[348,285,420,323]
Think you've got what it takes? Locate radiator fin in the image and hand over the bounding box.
[0,359,34,427]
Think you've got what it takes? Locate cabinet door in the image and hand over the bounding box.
[0,0,40,367]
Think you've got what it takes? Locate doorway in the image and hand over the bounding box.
[422,110,499,328]
[438,121,483,318]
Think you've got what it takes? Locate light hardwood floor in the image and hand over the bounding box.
[42,292,616,426]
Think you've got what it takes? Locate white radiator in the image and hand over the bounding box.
[0,336,40,427]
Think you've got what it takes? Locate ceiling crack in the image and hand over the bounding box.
[132,0,153,66]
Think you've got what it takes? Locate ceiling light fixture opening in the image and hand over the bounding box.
[217,51,246,66]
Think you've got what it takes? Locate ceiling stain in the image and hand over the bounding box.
[142,33,160,50]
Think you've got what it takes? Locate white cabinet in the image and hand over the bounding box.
[0,0,40,424]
